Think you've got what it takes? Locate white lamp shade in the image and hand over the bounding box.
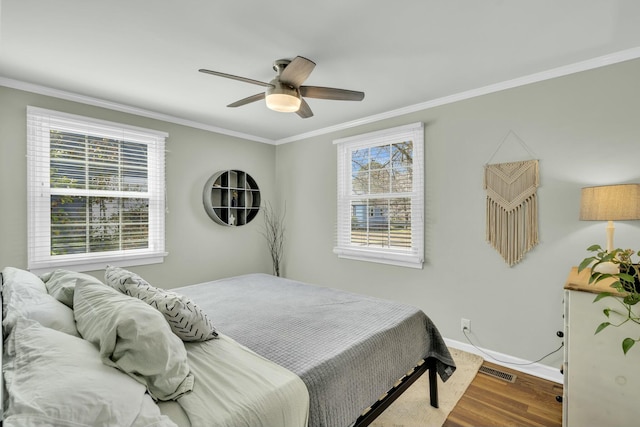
[266,93,301,112]
[265,80,301,113]
[580,184,640,221]
[580,183,640,255]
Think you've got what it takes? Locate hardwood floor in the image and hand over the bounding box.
[443,361,563,427]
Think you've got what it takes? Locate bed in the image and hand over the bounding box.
[1,266,456,427]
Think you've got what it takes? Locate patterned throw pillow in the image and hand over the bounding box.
[104,265,218,342]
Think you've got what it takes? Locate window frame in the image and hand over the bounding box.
[27,106,168,274]
[333,122,424,268]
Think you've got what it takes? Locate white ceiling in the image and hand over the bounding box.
[2,1,640,144]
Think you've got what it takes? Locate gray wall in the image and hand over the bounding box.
[2,58,640,372]
[275,58,640,370]
[0,86,276,287]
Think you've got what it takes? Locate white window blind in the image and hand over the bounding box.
[27,106,167,273]
[334,122,424,268]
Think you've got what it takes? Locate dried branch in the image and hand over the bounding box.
[261,201,286,277]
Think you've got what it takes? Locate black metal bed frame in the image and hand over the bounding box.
[351,357,438,427]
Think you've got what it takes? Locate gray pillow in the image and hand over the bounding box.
[105,265,218,342]
[74,278,194,401]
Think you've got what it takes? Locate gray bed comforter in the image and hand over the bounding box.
[176,273,455,427]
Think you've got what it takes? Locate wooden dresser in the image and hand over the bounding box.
[563,267,640,427]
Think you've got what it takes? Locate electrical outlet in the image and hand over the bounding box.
[461,318,471,332]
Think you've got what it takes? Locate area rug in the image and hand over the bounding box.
[370,347,483,427]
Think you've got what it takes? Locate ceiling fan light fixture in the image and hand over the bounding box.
[265,80,301,113]
[199,56,364,118]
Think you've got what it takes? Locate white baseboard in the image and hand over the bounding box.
[444,338,563,384]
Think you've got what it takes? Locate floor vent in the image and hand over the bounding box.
[479,365,517,383]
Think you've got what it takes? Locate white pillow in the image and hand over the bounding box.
[105,265,218,342]
[74,278,194,401]
[40,269,103,308]
[2,266,47,313]
[3,317,177,427]
[2,267,79,337]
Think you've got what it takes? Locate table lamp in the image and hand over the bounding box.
[580,184,640,272]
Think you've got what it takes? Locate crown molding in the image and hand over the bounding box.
[0,77,275,145]
[3,46,639,146]
[275,46,640,145]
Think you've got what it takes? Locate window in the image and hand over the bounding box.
[334,122,424,268]
[27,107,167,273]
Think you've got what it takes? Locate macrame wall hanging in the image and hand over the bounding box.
[484,131,539,266]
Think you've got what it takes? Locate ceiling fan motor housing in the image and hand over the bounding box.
[272,59,291,74]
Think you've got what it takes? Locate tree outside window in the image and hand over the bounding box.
[334,122,424,268]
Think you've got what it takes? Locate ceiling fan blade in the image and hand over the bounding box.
[279,56,316,87]
[199,69,272,88]
[296,98,313,119]
[300,86,365,101]
[228,93,265,108]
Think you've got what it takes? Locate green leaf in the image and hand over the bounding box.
[618,272,635,283]
[587,244,603,252]
[592,272,613,284]
[611,282,625,292]
[594,292,613,302]
[603,308,611,317]
[623,294,640,306]
[595,322,611,334]
[622,338,636,355]
[578,257,595,272]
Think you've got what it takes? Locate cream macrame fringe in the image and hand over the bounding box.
[484,160,539,266]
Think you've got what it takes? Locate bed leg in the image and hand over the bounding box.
[428,358,439,408]
[352,358,438,427]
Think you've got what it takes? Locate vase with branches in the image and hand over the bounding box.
[261,202,285,277]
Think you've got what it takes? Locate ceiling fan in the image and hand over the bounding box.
[198,56,365,119]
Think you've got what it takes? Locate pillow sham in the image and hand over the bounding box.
[2,267,79,337]
[105,265,218,342]
[3,317,177,427]
[40,269,103,308]
[74,278,194,401]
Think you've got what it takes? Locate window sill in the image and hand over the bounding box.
[333,247,423,269]
[28,252,167,276]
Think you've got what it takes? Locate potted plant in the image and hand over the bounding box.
[579,245,640,354]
